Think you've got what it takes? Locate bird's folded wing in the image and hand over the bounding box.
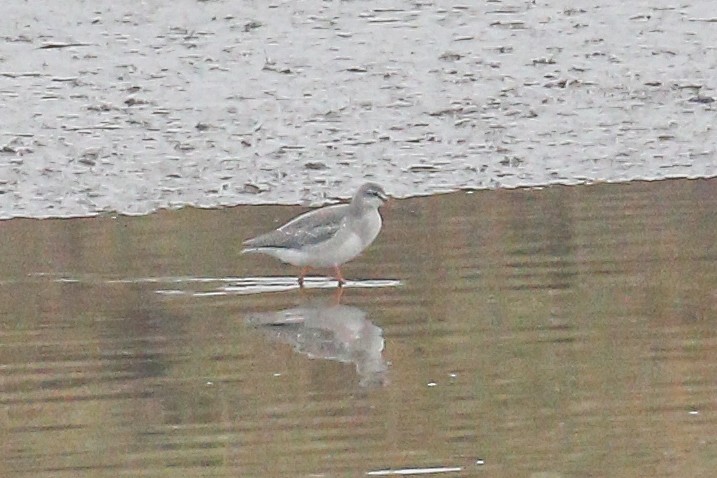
[244,204,349,249]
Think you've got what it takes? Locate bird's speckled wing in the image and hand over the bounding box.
[243,204,349,250]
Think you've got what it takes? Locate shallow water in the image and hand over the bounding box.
[1,178,716,477]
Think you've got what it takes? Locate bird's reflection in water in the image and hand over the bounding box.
[246,296,387,387]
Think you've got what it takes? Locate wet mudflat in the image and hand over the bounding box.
[1,178,716,477]
[2,0,717,218]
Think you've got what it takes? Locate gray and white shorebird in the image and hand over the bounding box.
[242,183,388,286]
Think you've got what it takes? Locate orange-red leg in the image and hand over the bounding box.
[333,265,345,287]
[333,285,344,303]
[298,266,310,287]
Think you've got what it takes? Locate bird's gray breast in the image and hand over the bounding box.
[352,208,382,247]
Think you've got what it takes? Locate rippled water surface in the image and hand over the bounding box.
[2,178,717,477]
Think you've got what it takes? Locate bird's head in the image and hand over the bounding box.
[356,182,389,208]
